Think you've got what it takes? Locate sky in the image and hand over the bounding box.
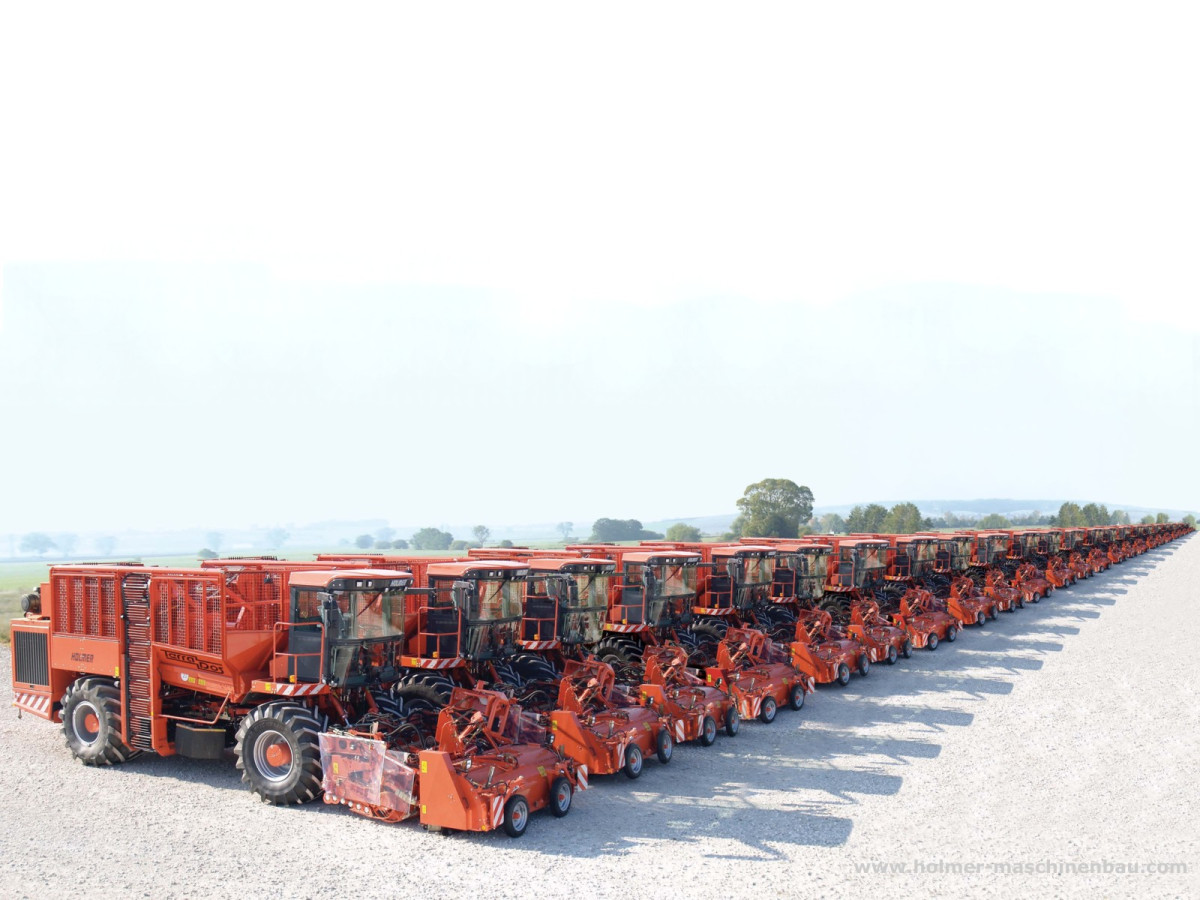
[1,2,1197,535]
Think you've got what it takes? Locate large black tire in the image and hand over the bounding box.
[623,743,644,779]
[235,702,324,805]
[549,777,572,818]
[946,625,958,643]
[512,653,559,682]
[975,611,986,627]
[595,638,639,667]
[61,677,136,766]
[836,663,851,686]
[900,639,913,659]
[927,632,939,651]
[758,696,777,724]
[858,654,871,677]
[886,644,898,665]
[373,694,404,719]
[690,619,729,641]
[503,795,530,837]
[699,714,719,746]
[490,660,521,688]
[394,672,455,710]
[725,708,740,737]
[393,681,449,713]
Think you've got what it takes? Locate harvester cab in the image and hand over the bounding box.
[499,557,616,697]
[888,537,938,582]
[567,545,702,669]
[317,555,531,706]
[282,569,413,688]
[427,560,527,667]
[523,558,612,650]
[925,535,973,575]
[833,540,890,591]
[762,542,831,604]
[711,546,776,617]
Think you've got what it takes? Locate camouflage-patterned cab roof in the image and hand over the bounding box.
[524,557,616,574]
[427,560,531,578]
[287,568,413,589]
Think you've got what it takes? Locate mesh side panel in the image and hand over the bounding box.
[72,580,84,634]
[154,584,170,642]
[55,579,70,633]
[101,579,117,638]
[86,578,100,636]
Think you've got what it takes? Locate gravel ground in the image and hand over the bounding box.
[2,539,1196,900]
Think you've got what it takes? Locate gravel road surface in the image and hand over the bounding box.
[2,539,1196,899]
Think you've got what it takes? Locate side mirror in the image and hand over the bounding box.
[451,580,473,610]
[320,593,347,639]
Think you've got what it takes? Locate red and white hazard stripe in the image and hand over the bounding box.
[605,624,643,634]
[273,682,325,697]
[519,640,559,651]
[491,795,505,828]
[14,692,52,717]
[674,720,685,743]
[576,765,588,790]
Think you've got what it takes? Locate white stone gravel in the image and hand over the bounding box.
[1,539,1196,900]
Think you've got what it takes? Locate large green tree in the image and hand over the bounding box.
[1080,503,1110,527]
[729,478,814,538]
[815,512,847,534]
[846,504,888,534]
[665,523,702,542]
[1155,512,1169,524]
[1110,509,1131,525]
[883,502,927,534]
[589,518,663,541]
[1056,502,1085,527]
[977,513,1012,528]
[412,527,455,551]
[1183,514,1196,528]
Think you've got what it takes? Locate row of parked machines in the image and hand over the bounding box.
[9,520,1191,836]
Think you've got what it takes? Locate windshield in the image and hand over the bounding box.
[739,555,775,586]
[572,572,611,610]
[470,578,524,622]
[860,545,887,573]
[654,562,698,597]
[913,542,937,563]
[321,586,407,685]
[298,586,406,641]
[793,551,828,599]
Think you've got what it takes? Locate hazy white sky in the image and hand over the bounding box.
[2,2,1197,533]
